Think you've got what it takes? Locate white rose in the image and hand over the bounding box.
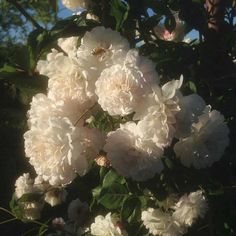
[14,173,35,199]
[141,208,186,236]
[95,64,152,116]
[134,76,183,122]
[175,94,206,138]
[27,93,95,128]
[77,26,130,79]
[37,50,96,105]
[44,188,68,207]
[137,107,175,148]
[36,49,59,76]
[116,49,159,85]
[24,117,104,186]
[174,109,230,169]
[58,36,79,58]
[172,190,208,226]
[104,122,164,181]
[91,213,127,236]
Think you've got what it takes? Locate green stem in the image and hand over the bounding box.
[0,207,15,217]
[0,218,17,225]
[31,219,49,228]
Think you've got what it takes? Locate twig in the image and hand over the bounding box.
[205,0,225,32]
[0,218,17,225]
[74,103,98,126]
[0,207,15,217]
[7,0,43,30]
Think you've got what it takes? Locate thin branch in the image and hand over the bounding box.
[0,218,17,225]
[74,103,98,126]
[0,207,15,217]
[54,45,68,57]
[7,0,43,30]
[205,0,225,32]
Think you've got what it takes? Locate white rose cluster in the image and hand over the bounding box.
[24,25,229,189]
[14,173,68,220]
[141,190,208,236]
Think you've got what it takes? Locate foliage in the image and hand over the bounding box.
[0,0,236,236]
[0,0,57,44]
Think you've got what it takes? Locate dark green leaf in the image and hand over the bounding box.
[18,193,43,203]
[110,0,129,30]
[92,186,102,199]
[163,158,174,170]
[187,81,197,93]
[98,183,128,209]
[103,169,125,187]
[9,195,24,219]
[0,65,16,73]
[121,196,141,223]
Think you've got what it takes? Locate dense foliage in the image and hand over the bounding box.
[0,0,236,236]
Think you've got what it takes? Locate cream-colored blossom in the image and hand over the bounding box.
[172,190,208,226]
[15,173,35,199]
[137,108,175,148]
[24,117,104,186]
[58,36,79,58]
[27,93,94,128]
[174,110,229,168]
[44,188,67,207]
[175,94,206,138]
[104,122,164,181]
[37,50,96,105]
[77,26,130,78]
[95,64,152,116]
[141,208,186,236]
[134,76,183,121]
[133,77,183,149]
[91,213,127,236]
[116,49,159,85]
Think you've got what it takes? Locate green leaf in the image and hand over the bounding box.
[98,183,128,209]
[121,196,141,223]
[139,196,149,209]
[38,219,50,236]
[0,65,16,73]
[92,186,102,199]
[187,81,197,93]
[102,169,125,187]
[9,195,24,219]
[110,0,129,30]
[163,158,174,170]
[99,166,109,180]
[18,193,43,203]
